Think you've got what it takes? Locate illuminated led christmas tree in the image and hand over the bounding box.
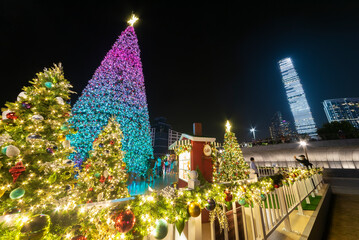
[77,117,129,203]
[0,64,78,215]
[68,15,153,176]
[215,121,250,182]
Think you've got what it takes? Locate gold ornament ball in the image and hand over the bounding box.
[57,134,66,142]
[187,201,201,218]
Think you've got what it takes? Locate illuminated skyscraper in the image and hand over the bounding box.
[323,98,359,128]
[278,58,318,138]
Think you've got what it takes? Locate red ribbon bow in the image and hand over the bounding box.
[9,161,26,183]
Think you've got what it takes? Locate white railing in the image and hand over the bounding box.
[258,167,277,177]
[245,173,323,240]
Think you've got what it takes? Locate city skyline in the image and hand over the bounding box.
[1,1,359,141]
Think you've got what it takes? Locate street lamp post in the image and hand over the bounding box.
[299,140,309,160]
[299,140,317,195]
[250,128,256,140]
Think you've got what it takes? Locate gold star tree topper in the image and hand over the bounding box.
[127,14,139,27]
[226,121,231,132]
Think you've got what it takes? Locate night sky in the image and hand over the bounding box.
[1,1,359,141]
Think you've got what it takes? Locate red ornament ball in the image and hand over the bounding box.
[274,184,279,189]
[99,175,106,183]
[6,112,18,120]
[225,190,233,202]
[114,209,136,233]
[110,140,114,145]
[72,236,87,240]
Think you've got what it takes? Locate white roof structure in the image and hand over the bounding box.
[168,133,216,150]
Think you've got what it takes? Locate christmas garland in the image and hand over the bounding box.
[173,144,192,155]
[68,168,323,239]
[0,167,323,239]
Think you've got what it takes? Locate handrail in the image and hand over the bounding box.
[257,174,323,239]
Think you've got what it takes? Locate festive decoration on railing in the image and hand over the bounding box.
[214,121,250,182]
[205,199,216,211]
[187,201,201,218]
[0,64,78,216]
[67,15,153,177]
[114,209,136,233]
[152,219,168,240]
[0,167,322,239]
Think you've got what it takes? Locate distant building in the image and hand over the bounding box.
[150,117,181,158]
[278,57,318,138]
[323,98,359,128]
[269,111,294,140]
[269,112,282,139]
[168,129,182,147]
[281,120,293,137]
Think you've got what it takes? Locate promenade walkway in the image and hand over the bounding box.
[324,173,359,240]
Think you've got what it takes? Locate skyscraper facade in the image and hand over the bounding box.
[278,58,318,138]
[323,98,359,128]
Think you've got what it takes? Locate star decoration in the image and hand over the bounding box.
[127,14,139,26]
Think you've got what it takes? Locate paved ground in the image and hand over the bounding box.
[324,177,359,195]
[323,177,359,240]
[324,194,359,240]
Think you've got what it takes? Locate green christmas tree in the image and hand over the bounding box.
[0,64,78,215]
[215,121,249,182]
[77,117,129,203]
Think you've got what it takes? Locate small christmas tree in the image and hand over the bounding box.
[0,64,77,214]
[215,121,249,182]
[77,117,129,203]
